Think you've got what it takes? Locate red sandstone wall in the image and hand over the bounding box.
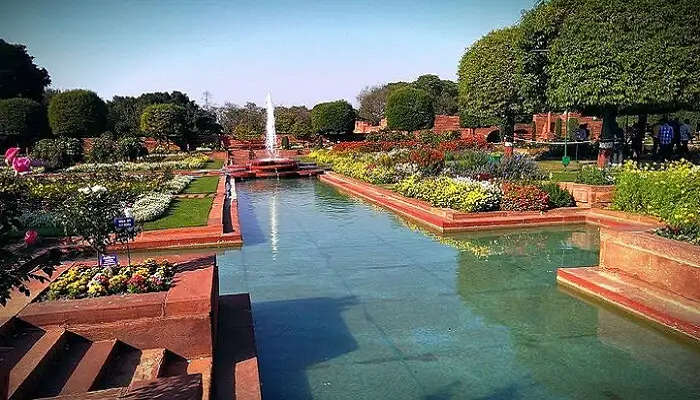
[433,115,461,133]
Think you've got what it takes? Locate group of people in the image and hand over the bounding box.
[653,118,695,161]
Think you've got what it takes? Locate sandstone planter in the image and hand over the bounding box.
[558,182,614,208]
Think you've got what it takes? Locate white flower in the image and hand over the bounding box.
[78,187,91,194]
[91,185,107,193]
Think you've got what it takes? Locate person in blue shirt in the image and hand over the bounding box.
[658,119,675,161]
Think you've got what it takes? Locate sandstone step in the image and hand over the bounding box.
[130,348,166,384]
[90,342,142,391]
[59,339,118,395]
[8,328,67,399]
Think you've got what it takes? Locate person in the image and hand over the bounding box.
[630,121,644,159]
[658,119,675,161]
[612,125,625,164]
[651,123,660,157]
[679,119,693,156]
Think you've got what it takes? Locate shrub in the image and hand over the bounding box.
[445,150,491,176]
[418,130,460,145]
[163,175,193,194]
[48,89,107,137]
[31,137,83,170]
[0,98,47,145]
[395,175,501,212]
[407,148,444,175]
[131,192,173,222]
[500,183,549,211]
[575,166,615,185]
[140,103,187,146]
[386,87,434,131]
[613,161,700,243]
[554,118,563,139]
[538,182,574,208]
[567,117,580,140]
[365,130,413,142]
[116,136,147,161]
[456,152,543,181]
[87,133,119,163]
[310,100,355,135]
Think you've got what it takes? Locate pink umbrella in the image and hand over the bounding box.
[12,157,31,174]
[4,147,20,165]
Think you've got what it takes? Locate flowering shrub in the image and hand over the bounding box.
[417,130,460,145]
[365,130,414,142]
[575,166,615,185]
[437,136,488,152]
[613,161,700,243]
[65,153,209,172]
[395,175,501,212]
[408,148,444,175]
[131,192,173,222]
[164,175,193,194]
[500,183,549,212]
[44,259,175,300]
[538,182,575,208]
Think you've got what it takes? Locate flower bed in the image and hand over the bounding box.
[132,192,174,222]
[612,161,700,245]
[43,259,175,300]
[395,176,501,212]
[65,153,209,172]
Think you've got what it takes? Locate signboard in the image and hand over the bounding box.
[99,254,119,268]
[562,156,571,167]
[114,217,135,229]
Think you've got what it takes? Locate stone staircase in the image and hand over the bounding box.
[0,319,206,400]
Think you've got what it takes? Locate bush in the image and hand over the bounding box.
[575,166,615,185]
[452,152,543,181]
[500,183,549,211]
[0,98,47,145]
[48,89,107,137]
[140,103,187,146]
[87,133,118,163]
[417,130,460,145]
[613,161,700,243]
[567,117,580,140]
[395,175,501,212]
[365,130,413,142]
[116,136,147,161]
[386,87,434,131]
[538,182,574,208]
[554,118,563,139]
[31,137,83,170]
[131,192,173,222]
[407,148,444,175]
[310,100,355,135]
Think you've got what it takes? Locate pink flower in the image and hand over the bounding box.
[12,157,31,174]
[24,230,38,246]
[4,147,20,165]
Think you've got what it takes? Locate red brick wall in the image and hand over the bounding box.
[433,115,461,133]
[532,113,602,141]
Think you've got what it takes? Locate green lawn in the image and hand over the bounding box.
[184,176,220,194]
[537,160,585,182]
[203,159,224,169]
[143,197,213,231]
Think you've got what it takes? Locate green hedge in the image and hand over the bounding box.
[386,87,434,131]
[0,98,47,144]
[140,103,187,145]
[48,89,107,137]
[310,100,355,134]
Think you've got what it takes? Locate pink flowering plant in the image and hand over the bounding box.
[44,259,175,300]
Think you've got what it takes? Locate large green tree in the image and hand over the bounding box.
[275,106,312,137]
[48,89,107,137]
[0,40,51,101]
[217,102,266,141]
[310,100,355,135]
[413,74,459,115]
[0,98,47,146]
[458,26,532,140]
[140,103,187,146]
[542,0,700,142]
[385,87,434,131]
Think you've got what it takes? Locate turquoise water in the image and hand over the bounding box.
[217,179,700,400]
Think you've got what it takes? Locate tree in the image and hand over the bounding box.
[0,39,51,101]
[48,89,107,137]
[140,103,187,146]
[310,100,355,135]
[458,26,532,142]
[217,102,266,141]
[275,106,313,137]
[545,0,700,150]
[385,87,435,131]
[357,85,392,125]
[0,98,47,146]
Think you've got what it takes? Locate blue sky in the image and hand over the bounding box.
[1,0,533,107]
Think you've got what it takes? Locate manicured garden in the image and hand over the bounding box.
[142,197,214,231]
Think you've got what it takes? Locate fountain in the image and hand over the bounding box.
[236,92,321,179]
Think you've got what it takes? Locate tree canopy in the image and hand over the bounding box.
[0,39,51,101]
[413,74,459,115]
[311,100,355,135]
[48,89,107,137]
[0,98,47,145]
[139,103,187,145]
[385,87,434,131]
[458,26,532,137]
[217,102,266,141]
[275,106,313,137]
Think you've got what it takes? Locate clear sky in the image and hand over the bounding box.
[1,0,534,107]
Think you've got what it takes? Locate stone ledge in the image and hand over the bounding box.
[557,267,700,342]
